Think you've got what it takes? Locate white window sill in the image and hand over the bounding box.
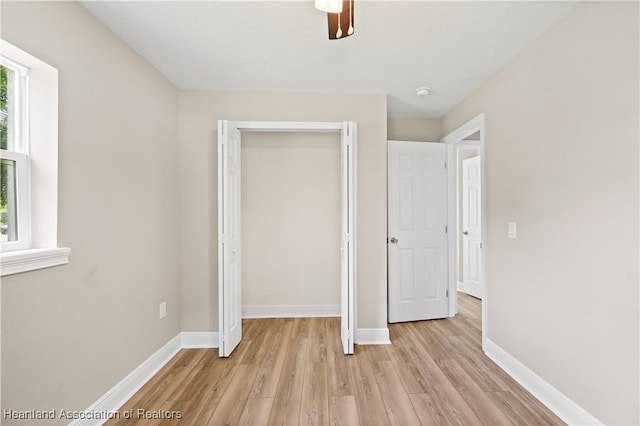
[0,247,71,277]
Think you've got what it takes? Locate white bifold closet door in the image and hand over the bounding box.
[218,121,242,357]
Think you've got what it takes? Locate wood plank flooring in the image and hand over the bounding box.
[106,293,564,425]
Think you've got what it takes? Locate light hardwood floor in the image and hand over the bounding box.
[106,293,564,425]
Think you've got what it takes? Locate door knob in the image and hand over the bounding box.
[463,231,469,235]
[389,237,398,244]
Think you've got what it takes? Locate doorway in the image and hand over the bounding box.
[442,114,486,350]
[218,121,357,357]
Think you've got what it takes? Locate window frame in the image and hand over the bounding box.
[0,39,70,276]
[1,56,32,252]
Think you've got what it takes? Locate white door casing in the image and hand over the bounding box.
[461,156,482,299]
[218,120,356,356]
[388,141,449,323]
[218,121,242,357]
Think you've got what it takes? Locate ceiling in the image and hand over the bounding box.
[81,1,579,118]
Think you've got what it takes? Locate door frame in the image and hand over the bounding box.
[441,113,487,350]
[218,120,357,356]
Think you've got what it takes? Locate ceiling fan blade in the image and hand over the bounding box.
[327,0,354,40]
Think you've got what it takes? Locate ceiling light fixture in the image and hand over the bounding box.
[318,0,355,40]
[315,0,343,14]
[416,87,432,97]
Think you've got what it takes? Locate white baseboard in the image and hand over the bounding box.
[458,281,483,299]
[242,304,340,319]
[484,338,603,426]
[355,328,391,345]
[181,332,219,348]
[70,334,183,426]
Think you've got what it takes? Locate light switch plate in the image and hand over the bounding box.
[508,222,517,239]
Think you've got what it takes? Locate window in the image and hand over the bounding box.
[1,58,31,251]
[0,40,70,276]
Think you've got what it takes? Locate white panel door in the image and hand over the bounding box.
[340,121,356,354]
[388,141,448,323]
[218,121,242,357]
[461,156,482,299]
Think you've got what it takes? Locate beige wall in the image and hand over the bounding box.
[178,91,387,332]
[242,133,341,308]
[387,117,441,142]
[1,2,180,424]
[442,2,639,424]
